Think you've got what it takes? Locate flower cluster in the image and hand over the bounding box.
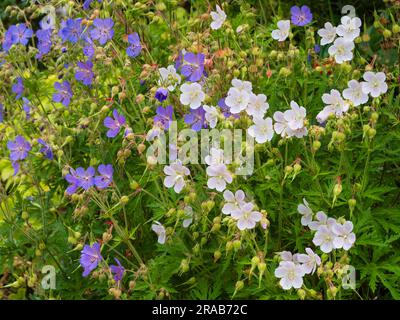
[64,164,114,194]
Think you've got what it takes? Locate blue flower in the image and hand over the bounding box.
[80,243,102,277]
[155,87,168,102]
[37,139,54,160]
[75,61,94,86]
[12,77,24,100]
[59,18,84,44]
[22,97,31,120]
[53,81,73,107]
[36,28,52,59]
[126,33,141,58]
[90,18,114,45]
[110,258,125,282]
[2,24,33,51]
[184,107,206,131]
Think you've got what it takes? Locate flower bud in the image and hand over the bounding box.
[392,24,400,34]
[120,196,129,205]
[383,29,392,38]
[293,163,301,173]
[235,280,244,291]
[297,289,306,300]
[312,140,321,151]
[233,239,241,251]
[180,259,189,272]
[214,250,222,262]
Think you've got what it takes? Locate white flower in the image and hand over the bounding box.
[246,93,269,118]
[231,202,262,231]
[285,101,307,131]
[163,161,190,193]
[317,22,337,45]
[206,164,233,192]
[328,37,355,64]
[203,105,219,128]
[204,147,226,166]
[231,78,253,94]
[182,206,194,228]
[225,87,250,113]
[336,16,361,41]
[297,198,313,226]
[273,111,290,138]
[316,89,349,123]
[343,79,369,106]
[274,261,305,290]
[312,225,336,253]
[332,221,356,250]
[273,105,308,139]
[151,221,166,244]
[308,211,336,231]
[179,82,205,109]
[279,251,300,263]
[158,65,181,91]
[222,189,246,215]
[271,20,290,42]
[248,117,274,143]
[297,248,321,275]
[361,71,388,98]
[210,5,227,30]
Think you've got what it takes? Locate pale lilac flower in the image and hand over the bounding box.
[206,164,232,192]
[297,248,321,274]
[163,161,190,193]
[297,198,313,226]
[179,82,205,109]
[151,221,166,244]
[274,261,305,290]
[210,5,227,30]
[231,202,262,231]
[316,89,349,123]
[158,65,181,91]
[308,211,336,231]
[203,105,219,128]
[328,37,354,64]
[222,190,246,215]
[361,71,388,98]
[246,93,269,118]
[318,22,337,45]
[248,117,274,143]
[332,221,356,250]
[225,87,249,114]
[271,20,290,42]
[312,225,336,253]
[336,16,362,41]
[343,80,369,106]
[94,164,113,189]
[90,18,114,45]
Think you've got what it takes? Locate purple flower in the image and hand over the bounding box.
[83,0,102,10]
[90,18,114,45]
[37,138,54,160]
[11,161,20,176]
[75,61,94,86]
[83,44,95,59]
[80,243,102,277]
[59,18,84,44]
[180,52,205,82]
[12,77,24,100]
[7,135,31,161]
[184,107,206,131]
[126,33,141,58]
[104,109,126,138]
[154,105,173,130]
[218,97,239,119]
[2,24,33,51]
[0,103,4,123]
[94,164,113,189]
[53,81,73,107]
[290,5,313,26]
[36,28,52,59]
[155,87,168,102]
[314,44,321,53]
[110,258,125,282]
[22,97,31,120]
[65,168,81,194]
[76,167,95,190]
